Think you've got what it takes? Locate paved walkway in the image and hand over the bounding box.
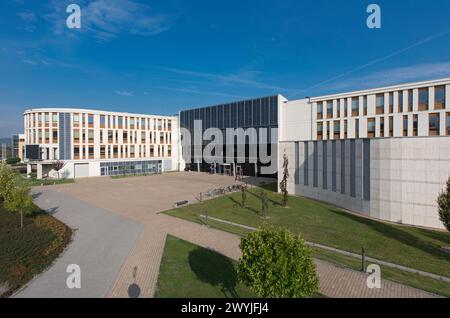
[20,172,439,298]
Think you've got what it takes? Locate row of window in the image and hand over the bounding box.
[73,145,172,160]
[73,113,172,131]
[317,85,446,119]
[26,113,58,128]
[72,130,172,145]
[317,112,450,139]
[27,129,58,144]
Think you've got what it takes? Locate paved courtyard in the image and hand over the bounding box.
[15,172,438,298]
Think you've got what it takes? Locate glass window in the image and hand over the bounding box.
[351,98,359,116]
[367,118,375,138]
[419,88,429,111]
[317,122,323,140]
[317,102,323,119]
[413,115,418,136]
[435,86,446,110]
[363,96,368,116]
[376,94,384,114]
[408,90,413,112]
[118,117,123,127]
[403,115,408,136]
[398,91,403,113]
[380,117,385,136]
[446,113,450,136]
[327,101,333,118]
[429,113,440,136]
[100,115,106,127]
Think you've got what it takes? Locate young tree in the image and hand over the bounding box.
[4,184,33,229]
[0,162,15,201]
[52,160,65,179]
[237,227,319,298]
[279,153,289,207]
[260,190,269,219]
[241,184,248,208]
[437,176,450,232]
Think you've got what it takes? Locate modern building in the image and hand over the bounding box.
[11,134,25,160]
[20,77,450,229]
[278,78,450,229]
[23,108,179,179]
[179,95,286,177]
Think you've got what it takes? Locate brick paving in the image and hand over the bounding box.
[45,172,438,298]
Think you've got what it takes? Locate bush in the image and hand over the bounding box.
[237,227,319,298]
[437,176,450,232]
[0,162,15,201]
[6,158,20,165]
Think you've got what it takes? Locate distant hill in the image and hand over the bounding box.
[0,138,11,146]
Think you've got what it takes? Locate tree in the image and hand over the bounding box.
[260,190,269,219]
[237,227,319,298]
[4,184,34,229]
[241,184,248,208]
[0,162,15,201]
[279,152,289,207]
[52,160,65,179]
[437,176,450,232]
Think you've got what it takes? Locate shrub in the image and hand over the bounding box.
[0,162,15,201]
[437,176,450,232]
[237,227,319,298]
[6,158,20,165]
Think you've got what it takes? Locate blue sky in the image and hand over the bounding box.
[1,0,450,136]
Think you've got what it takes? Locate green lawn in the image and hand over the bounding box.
[155,235,256,298]
[0,202,72,298]
[14,173,75,187]
[164,183,450,279]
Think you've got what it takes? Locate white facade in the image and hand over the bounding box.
[279,78,450,230]
[24,108,179,179]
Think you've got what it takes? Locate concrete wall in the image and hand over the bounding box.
[279,136,450,230]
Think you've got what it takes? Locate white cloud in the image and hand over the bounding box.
[115,90,134,96]
[322,62,450,92]
[47,0,174,42]
[18,12,37,32]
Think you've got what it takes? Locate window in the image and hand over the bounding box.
[130,145,135,157]
[88,130,94,143]
[380,117,385,137]
[317,102,323,119]
[74,146,80,159]
[317,123,323,140]
[336,101,341,118]
[408,90,413,112]
[150,145,154,156]
[130,118,135,129]
[168,145,172,157]
[363,96,368,116]
[429,113,440,136]
[333,120,340,138]
[88,147,94,159]
[435,86,446,110]
[355,119,359,139]
[398,91,403,113]
[344,120,348,138]
[352,97,359,116]
[141,118,146,129]
[167,121,172,131]
[108,130,113,143]
[403,115,408,136]
[52,130,58,143]
[388,92,394,113]
[52,113,58,126]
[113,146,118,158]
[123,131,128,143]
[160,133,165,144]
[413,115,418,136]
[367,118,375,138]
[45,130,50,143]
[88,114,94,127]
[327,101,333,119]
[73,130,80,143]
[118,117,123,128]
[388,116,394,137]
[344,99,348,117]
[419,88,429,111]
[447,113,450,136]
[158,119,163,130]
[100,115,106,128]
[45,113,50,126]
[376,94,384,114]
[100,146,106,159]
[141,131,146,143]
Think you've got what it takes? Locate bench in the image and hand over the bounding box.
[174,200,189,208]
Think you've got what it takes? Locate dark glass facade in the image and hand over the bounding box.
[180,95,279,177]
[100,160,162,176]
